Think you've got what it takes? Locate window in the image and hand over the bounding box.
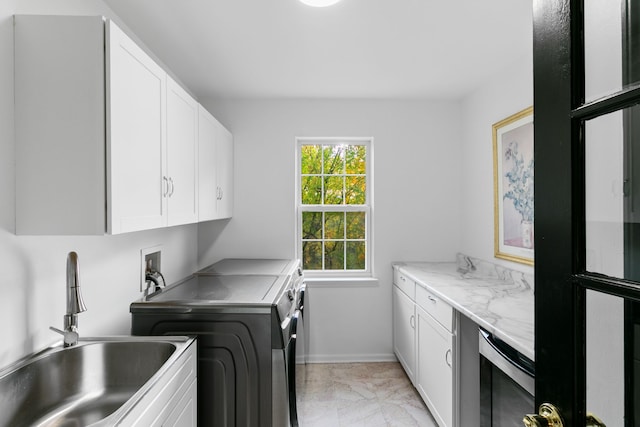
[296,138,372,276]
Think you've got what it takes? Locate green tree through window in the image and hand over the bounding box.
[298,140,371,273]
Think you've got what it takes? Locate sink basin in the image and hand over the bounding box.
[0,336,193,427]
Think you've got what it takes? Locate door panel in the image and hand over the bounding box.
[166,77,198,226]
[584,0,623,102]
[216,125,234,218]
[585,109,624,277]
[416,305,453,427]
[585,290,624,426]
[393,286,415,381]
[534,0,640,425]
[198,106,218,221]
[106,20,167,234]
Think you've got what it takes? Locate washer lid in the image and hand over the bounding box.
[197,258,298,276]
[150,274,287,305]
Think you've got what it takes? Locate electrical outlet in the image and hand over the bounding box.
[140,245,162,291]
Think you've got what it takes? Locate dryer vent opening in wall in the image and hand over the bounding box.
[140,245,162,291]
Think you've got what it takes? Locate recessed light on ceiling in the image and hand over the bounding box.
[299,0,342,7]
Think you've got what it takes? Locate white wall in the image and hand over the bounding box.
[459,54,534,275]
[198,98,463,361]
[0,0,198,370]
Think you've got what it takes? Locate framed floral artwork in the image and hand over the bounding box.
[493,106,534,266]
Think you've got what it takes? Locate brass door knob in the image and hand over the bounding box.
[586,413,606,427]
[523,403,607,427]
[523,413,551,427]
[523,403,564,427]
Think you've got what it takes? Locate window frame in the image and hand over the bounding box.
[295,137,374,278]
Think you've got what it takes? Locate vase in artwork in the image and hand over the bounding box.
[522,220,533,249]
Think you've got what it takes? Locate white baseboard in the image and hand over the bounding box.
[305,353,397,364]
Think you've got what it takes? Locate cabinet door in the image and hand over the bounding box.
[166,77,198,226]
[393,286,416,382]
[163,378,197,426]
[106,20,167,234]
[198,106,219,221]
[198,106,233,221]
[216,124,234,219]
[417,305,454,427]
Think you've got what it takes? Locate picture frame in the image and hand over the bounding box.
[493,106,534,266]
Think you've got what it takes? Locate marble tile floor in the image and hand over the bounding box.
[296,362,438,427]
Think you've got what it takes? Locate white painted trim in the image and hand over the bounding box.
[305,277,379,287]
[294,137,375,276]
[305,353,397,364]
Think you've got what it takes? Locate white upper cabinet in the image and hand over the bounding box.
[197,106,218,222]
[14,15,225,235]
[198,106,233,221]
[106,19,167,234]
[216,123,234,219]
[165,77,199,226]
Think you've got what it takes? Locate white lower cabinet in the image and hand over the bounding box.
[416,304,455,427]
[393,267,458,427]
[393,285,416,382]
[163,377,197,426]
[126,340,198,426]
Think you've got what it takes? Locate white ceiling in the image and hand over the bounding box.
[103,0,533,100]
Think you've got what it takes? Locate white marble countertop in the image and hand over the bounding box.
[393,259,534,361]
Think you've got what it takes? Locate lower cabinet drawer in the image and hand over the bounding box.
[394,268,415,299]
[416,285,454,332]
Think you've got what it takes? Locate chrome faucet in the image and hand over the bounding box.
[50,251,87,347]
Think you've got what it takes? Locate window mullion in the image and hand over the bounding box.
[321,145,325,206]
[300,205,367,212]
[321,212,325,271]
[343,211,347,270]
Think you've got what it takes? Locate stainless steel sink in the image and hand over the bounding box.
[0,336,194,427]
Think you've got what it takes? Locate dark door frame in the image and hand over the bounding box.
[533,1,583,424]
[534,0,640,425]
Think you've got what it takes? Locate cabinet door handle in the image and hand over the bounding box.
[445,349,452,368]
[400,276,406,282]
[168,177,175,197]
[163,176,169,197]
[428,295,437,303]
[409,315,415,329]
[220,187,223,200]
